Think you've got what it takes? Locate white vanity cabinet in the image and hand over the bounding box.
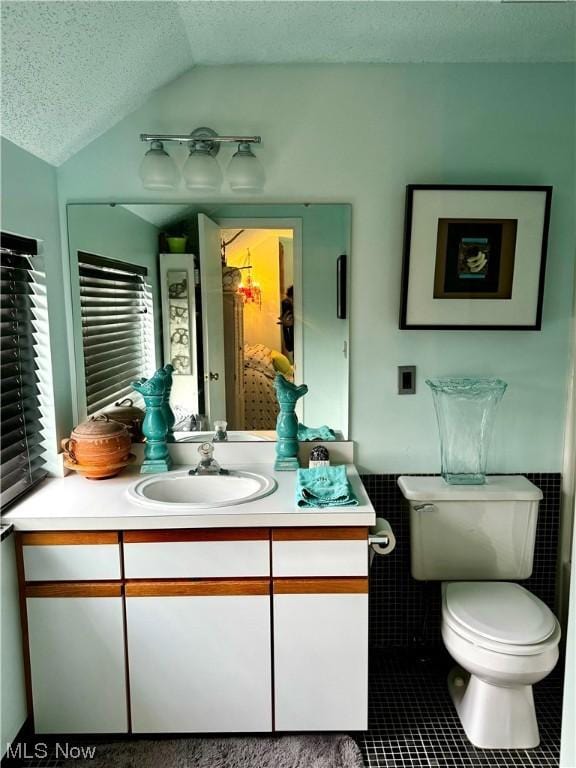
[272,528,369,731]
[123,528,272,733]
[18,525,369,735]
[20,533,128,734]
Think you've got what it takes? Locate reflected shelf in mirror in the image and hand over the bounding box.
[175,430,275,443]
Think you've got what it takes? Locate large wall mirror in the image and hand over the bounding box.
[67,203,350,441]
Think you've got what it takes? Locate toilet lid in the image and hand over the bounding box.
[444,582,557,645]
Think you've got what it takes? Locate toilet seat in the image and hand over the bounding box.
[442,582,560,656]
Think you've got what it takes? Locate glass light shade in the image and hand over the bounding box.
[426,377,507,485]
[227,144,265,193]
[139,143,179,190]
[183,150,223,192]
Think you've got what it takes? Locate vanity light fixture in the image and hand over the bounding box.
[139,127,264,193]
[182,140,223,192]
[227,142,265,193]
[138,140,180,191]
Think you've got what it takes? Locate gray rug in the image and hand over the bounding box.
[64,735,364,768]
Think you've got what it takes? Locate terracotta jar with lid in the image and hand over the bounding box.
[104,398,144,441]
[61,415,131,479]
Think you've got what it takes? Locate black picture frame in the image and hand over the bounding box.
[399,184,552,331]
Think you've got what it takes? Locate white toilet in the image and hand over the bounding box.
[398,475,561,750]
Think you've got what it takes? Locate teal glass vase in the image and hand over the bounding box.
[426,377,507,485]
[273,374,308,471]
[131,371,172,474]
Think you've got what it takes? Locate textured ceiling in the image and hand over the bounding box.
[2,1,575,166]
[1,2,193,165]
[178,1,576,65]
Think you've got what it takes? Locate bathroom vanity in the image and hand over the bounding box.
[6,462,375,736]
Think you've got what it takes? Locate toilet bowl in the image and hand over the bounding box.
[441,581,560,749]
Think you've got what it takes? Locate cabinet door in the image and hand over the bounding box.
[273,578,368,731]
[126,580,272,733]
[26,585,128,734]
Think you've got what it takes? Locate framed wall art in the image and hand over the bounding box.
[399,185,552,330]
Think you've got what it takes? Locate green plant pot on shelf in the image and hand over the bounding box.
[167,237,187,253]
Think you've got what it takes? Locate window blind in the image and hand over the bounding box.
[78,252,154,415]
[1,232,48,510]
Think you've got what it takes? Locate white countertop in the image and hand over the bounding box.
[3,464,376,531]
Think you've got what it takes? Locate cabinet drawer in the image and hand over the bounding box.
[21,532,121,582]
[272,528,368,577]
[123,529,270,578]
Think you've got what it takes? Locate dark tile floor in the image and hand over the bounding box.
[358,651,563,768]
[11,651,563,768]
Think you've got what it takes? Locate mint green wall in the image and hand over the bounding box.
[1,138,73,447]
[67,205,162,418]
[57,64,575,473]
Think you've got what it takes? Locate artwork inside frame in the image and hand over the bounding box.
[160,253,197,380]
[399,184,552,330]
[167,269,192,375]
[434,218,517,300]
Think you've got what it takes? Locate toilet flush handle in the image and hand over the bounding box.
[413,503,437,513]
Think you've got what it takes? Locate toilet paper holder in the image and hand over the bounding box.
[368,517,396,561]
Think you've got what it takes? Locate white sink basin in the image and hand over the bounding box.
[126,469,277,511]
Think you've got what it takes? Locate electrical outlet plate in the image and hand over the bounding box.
[398,366,416,395]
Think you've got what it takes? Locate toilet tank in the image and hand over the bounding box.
[397,476,543,581]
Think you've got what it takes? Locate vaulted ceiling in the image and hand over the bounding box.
[2,1,574,166]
